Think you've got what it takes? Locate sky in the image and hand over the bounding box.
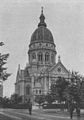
[1,0,84,97]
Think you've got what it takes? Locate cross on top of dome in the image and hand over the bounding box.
[38,7,47,27]
[41,6,43,14]
[58,55,61,62]
[30,7,55,44]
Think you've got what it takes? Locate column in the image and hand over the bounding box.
[49,76,51,91]
[31,75,34,91]
[43,52,45,65]
[50,52,52,64]
[44,76,47,94]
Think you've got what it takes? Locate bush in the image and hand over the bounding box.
[2,103,28,109]
[43,103,68,109]
[35,95,45,107]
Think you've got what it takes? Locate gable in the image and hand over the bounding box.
[49,62,69,77]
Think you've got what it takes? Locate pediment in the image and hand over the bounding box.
[49,62,69,76]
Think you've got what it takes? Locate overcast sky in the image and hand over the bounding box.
[1,0,84,97]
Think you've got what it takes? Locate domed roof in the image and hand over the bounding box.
[31,27,54,44]
[30,7,54,44]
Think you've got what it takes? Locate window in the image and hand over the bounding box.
[33,44,35,48]
[57,67,61,72]
[26,85,30,95]
[32,53,36,59]
[39,90,41,94]
[51,54,54,63]
[18,85,20,95]
[36,89,38,94]
[45,52,49,62]
[39,43,41,46]
[51,44,53,48]
[46,43,48,47]
[38,52,43,62]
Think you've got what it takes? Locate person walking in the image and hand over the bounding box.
[28,99,32,115]
[76,103,80,120]
[68,100,75,119]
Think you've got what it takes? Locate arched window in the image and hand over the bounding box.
[32,53,36,60]
[46,43,48,47]
[18,85,20,95]
[51,54,55,63]
[36,89,38,94]
[45,52,49,62]
[38,52,43,62]
[39,90,41,94]
[26,85,31,95]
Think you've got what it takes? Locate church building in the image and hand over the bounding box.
[15,8,71,103]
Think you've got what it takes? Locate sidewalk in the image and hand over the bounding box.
[33,106,84,115]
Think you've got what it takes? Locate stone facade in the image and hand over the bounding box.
[15,9,71,103]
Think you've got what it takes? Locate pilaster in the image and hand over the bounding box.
[44,76,47,94]
[31,75,34,92]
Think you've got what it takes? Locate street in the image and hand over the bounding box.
[0,108,84,120]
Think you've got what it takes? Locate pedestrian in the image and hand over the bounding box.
[28,99,32,115]
[76,104,80,120]
[69,105,74,119]
[68,101,75,119]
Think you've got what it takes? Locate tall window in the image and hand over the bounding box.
[26,85,30,95]
[51,54,54,63]
[18,85,20,95]
[32,53,36,60]
[36,89,38,94]
[39,90,41,94]
[45,52,49,62]
[38,52,43,62]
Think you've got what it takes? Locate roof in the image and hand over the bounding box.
[16,67,30,82]
[49,62,69,73]
[30,8,54,44]
[30,26,54,44]
[24,66,30,78]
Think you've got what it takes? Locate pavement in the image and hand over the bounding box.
[0,107,84,120]
[32,105,84,114]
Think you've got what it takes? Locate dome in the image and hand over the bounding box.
[30,7,54,44]
[30,26,54,44]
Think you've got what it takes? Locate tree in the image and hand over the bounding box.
[1,96,11,108]
[80,80,84,105]
[70,72,83,103]
[50,77,69,103]
[45,93,55,104]
[0,42,11,81]
[11,93,22,104]
[64,71,83,108]
[35,95,45,107]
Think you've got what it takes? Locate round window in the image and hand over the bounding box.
[57,67,61,72]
